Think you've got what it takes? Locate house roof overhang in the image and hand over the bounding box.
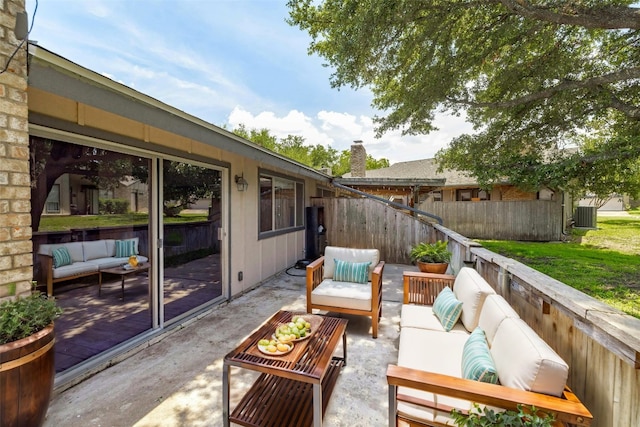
[27,43,331,183]
[333,177,445,189]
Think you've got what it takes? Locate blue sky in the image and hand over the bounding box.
[25,0,471,164]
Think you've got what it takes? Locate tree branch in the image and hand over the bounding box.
[496,0,640,30]
[455,67,640,119]
[609,94,640,119]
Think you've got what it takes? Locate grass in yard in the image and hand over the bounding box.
[479,211,640,319]
[572,209,640,254]
[39,213,209,231]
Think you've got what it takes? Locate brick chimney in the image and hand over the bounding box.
[350,140,366,177]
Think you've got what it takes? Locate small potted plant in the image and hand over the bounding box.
[0,290,62,427]
[409,240,452,274]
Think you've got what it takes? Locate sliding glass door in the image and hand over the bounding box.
[31,136,227,374]
[161,160,224,323]
[30,136,152,373]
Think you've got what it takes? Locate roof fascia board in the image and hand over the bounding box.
[29,117,233,170]
[334,178,445,186]
[27,44,330,183]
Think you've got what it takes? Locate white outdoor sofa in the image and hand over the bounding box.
[38,238,148,296]
[387,268,592,427]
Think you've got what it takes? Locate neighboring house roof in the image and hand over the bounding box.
[119,176,140,187]
[341,158,479,187]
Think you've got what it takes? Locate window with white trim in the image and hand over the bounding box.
[259,172,304,236]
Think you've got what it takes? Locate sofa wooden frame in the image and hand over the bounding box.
[39,254,100,296]
[306,254,385,338]
[387,271,592,427]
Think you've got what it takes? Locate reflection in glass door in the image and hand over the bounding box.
[161,160,223,322]
[30,136,152,373]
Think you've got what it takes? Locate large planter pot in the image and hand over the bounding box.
[417,261,449,274]
[0,324,55,427]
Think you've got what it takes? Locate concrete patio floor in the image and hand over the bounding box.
[44,263,416,427]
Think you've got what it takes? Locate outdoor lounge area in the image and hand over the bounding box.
[1,8,637,425]
[43,261,598,426]
[44,264,408,426]
[50,253,223,372]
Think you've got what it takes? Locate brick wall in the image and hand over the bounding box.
[0,0,31,300]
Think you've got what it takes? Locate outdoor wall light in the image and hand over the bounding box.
[14,12,28,41]
[235,174,249,192]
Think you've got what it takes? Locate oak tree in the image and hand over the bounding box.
[232,125,388,175]
[288,0,640,198]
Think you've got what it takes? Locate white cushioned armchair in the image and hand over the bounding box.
[306,246,385,338]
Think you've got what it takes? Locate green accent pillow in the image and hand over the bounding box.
[115,239,136,258]
[52,246,72,268]
[432,287,463,331]
[462,327,499,384]
[333,259,371,284]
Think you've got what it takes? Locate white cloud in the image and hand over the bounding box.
[29,0,476,164]
[228,107,331,145]
[85,0,111,18]
[317,111,364,135]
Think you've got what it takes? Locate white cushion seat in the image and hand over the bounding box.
[322,246,380,280]
[491,317,569,397]
[51,262,99,279]
[400,303,469,334]
[397,327,472,424]
[83,240,110,261]
[310,279,372,311]
[452,267,496,331]
[477,294,520,345]
[39,242,85,263]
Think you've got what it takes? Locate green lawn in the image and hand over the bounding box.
[479,210,640,319]
[39,213,209,231]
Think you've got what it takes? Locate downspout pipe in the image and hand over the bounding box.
[331,181,444,225]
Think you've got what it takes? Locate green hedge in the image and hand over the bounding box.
[99,198,129,214]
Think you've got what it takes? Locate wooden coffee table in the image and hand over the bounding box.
[223,310,348,427]
[99,263,150,300]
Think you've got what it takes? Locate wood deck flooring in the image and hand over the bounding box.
[52,254,222,373]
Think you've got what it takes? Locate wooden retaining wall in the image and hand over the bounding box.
[313,196,640,426]
[453,239,640,427]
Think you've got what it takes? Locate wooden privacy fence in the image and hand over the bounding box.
[311,197,439,263]
[419,199,563,241]
[313,196,640,426]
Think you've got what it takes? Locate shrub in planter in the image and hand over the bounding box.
[0,292,62,344]
[0,292,62,427]
[409,240,452,273]
[451,403,556,427]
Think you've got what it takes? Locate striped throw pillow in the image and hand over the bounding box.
[462,327,499,384]
[52,246,72,268]
[432,287,463,331]
[333,259,371,284]
[115,239,136,258]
